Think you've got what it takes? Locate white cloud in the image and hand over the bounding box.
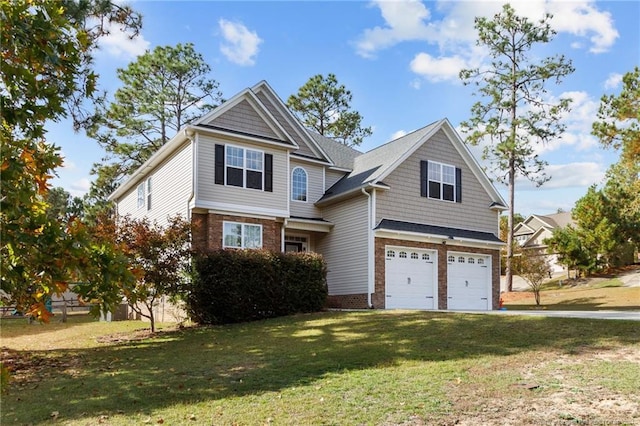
[546,0,619,54]
[518,162,605,189]
[355,0,619,63]
[539,91,600,154]
[409,52,468,83]
[604,73,623,90]
[355,0,433,58]
[391,130,408,140]
[218,19,262,66]
[97,21,150,59]
[59,152,76,170]
[69,178,91,197]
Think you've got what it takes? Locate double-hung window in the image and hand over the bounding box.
[422,160,461,202]
[224,145,264,190]
[223,222,262,249]
[137,182,145,209]
[215,144,272,191]
[137,178,152,209]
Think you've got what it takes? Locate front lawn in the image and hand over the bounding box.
[503,280,640,311]
[1,311,639,425]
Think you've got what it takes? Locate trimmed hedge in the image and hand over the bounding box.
[187,249,327,324]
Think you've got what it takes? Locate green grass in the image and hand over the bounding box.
[504,284,640,311]
[1,311,639,425]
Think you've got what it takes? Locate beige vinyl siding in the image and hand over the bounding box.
[316,195,369,295]
[196,134,288,213]
[376,129,498,234]
[289,160,323,218]
[207,99,279,139]
[116,141,192,227]
[325,169,347,191]
[254,91,317,158]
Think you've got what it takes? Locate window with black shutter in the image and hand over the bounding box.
[217,144,266,190]
[421,159,461,203]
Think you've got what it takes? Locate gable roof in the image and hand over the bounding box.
[317,118,507,209]
[193,83,299,149]
[308,131,362,170]
[515,212,574,235]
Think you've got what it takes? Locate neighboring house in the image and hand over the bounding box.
[513,212,574,273]
[110,81,507,311]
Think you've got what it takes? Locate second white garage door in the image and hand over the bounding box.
[447,252,491,310]
[385,247,437,309]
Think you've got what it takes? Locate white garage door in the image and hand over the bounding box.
[385,247,437,309]
[447,252,491,310]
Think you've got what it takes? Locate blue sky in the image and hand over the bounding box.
[49,0,639,217]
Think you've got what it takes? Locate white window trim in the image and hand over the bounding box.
[225,144,265,191]
[428,160,457,203]
[222,221,263,249]
[291,166,308,202]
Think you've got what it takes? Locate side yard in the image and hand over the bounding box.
[502,265,640,311]
[1,311,639,425]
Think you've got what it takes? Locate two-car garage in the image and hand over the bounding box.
[384,245,492,311]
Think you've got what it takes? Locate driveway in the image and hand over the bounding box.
[486,309,640,321]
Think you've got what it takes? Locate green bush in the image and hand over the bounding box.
[187,250,327,324]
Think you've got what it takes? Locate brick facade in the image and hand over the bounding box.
[326,294,369,309]
[192,212,281,252]
[374,237,500,310]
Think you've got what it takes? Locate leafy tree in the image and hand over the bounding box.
[592,67,640,250]
[0,0,141,319]
[116,215,192,332]
[459,4,574,291]
[287,73,372,147]
[46,187,85,222]
[87,43,222,196]
[518,251,551,306]
[545,226,590,279]
[573,186,620,271]
[602,162,640,247]
[592,67,640,167]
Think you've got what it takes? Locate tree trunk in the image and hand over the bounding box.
[506,156,516,292]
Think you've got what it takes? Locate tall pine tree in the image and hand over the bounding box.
[459,4,574,291]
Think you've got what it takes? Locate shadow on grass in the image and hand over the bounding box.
[506,296,640,311]
[3,311,640,424]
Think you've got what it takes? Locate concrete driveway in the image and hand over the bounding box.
[487,309,640,321]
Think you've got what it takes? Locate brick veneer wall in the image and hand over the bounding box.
[374,237,500,310]
[326,294,369,309]
[191,212,281,252]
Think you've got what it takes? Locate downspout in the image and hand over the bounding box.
[361,188,373,308]
[281,218,287,252]
[185,128,196,220]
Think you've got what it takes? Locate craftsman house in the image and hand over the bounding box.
[110,81,507,311]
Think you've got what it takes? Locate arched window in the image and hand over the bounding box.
[291,167,307,202]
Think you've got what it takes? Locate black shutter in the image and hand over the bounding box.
[420,160,428,197]
[455,167,462,203]
[264,154,273,192]
[215,144,224,185]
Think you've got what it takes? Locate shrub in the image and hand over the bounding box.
[187,250,327,324]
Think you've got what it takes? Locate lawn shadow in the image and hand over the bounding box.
[3,311,640,424]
